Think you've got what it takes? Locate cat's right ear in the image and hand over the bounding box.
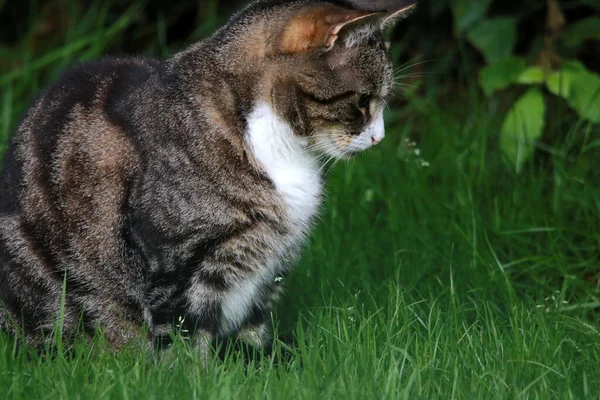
[276,6,382,55]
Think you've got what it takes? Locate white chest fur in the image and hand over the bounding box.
[219,103,322,333]
[246,103,323,231]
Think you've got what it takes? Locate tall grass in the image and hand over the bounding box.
[0,1,599,398]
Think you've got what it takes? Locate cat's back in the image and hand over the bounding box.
[0,57,161,228]
[1,57,158,206]
[15,56,159,145]
[0,58,160,341]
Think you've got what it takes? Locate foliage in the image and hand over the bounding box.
[546,60,600,123]
[499,87,546,173]
[466,17,516,64]
[454,0,600,171]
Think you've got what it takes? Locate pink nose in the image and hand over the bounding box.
[371,136,383,145]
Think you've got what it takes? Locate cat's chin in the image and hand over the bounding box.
[309,138,366,161]
[332,153,354,161]
[314,148,363,161]
[337,149,364,160]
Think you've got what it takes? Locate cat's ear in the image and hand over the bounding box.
[278,6,383,54]
[346,0,418,30]
[380,2,417,30]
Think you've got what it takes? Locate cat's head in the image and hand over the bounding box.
[240,0,417,159]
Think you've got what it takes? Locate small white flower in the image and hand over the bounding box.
[274,276,284,283]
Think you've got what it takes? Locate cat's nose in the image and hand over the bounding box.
[371,135,384,145]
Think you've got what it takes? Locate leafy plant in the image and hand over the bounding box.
[454,0,600,172]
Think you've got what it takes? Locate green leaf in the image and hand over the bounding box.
[546,70,572,99]
[561,17,600,48]
[501,88,546,173]
[479,57,526,96]
[546,60,582,97]
[546,61,600,123]
[451,0,492,33]
[568,73,600,123]
[466,18,517,63]
[516,67,545,85]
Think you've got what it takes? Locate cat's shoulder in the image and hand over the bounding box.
[57,56,160,81]
[18,56,162,131]
[41,56,161,99]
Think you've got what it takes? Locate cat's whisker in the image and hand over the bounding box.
[325,153,343,176]
[307,142,337,153]
[310,131,348,138]
[391,93,407,102]
[397,68,433,74]
[308,137,335,143]
[394,74,426,81]
[310,140,344,157]
[311,149,339,182]
[382,98,391,113]
[393,56,436,75]
[394,82,419,90]
[394,54,425,71]
[314,157,333,178]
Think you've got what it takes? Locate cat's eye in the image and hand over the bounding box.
[356,93,371,117]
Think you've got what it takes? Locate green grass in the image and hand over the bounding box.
[1,2,600,399]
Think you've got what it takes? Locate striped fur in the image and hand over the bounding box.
[0,0,412,354]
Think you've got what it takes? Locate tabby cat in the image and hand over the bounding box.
[0,0,416,355]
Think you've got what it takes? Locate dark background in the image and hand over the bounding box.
[1,0,598,85]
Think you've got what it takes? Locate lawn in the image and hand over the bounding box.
[1,2,599,399]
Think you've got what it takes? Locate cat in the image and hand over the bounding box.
[0,0,416,355]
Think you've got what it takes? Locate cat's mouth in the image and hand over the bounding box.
[309,133,380,160]
[308,116,385,160]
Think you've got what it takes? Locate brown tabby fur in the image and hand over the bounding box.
[0,0,416,356]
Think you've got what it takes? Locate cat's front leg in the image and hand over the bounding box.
[237,310,296,365]
[157,328,214,369]
[237,320,271,349]
[184,272,226,364]
[236,281,285,351]
[194,329,215,366]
